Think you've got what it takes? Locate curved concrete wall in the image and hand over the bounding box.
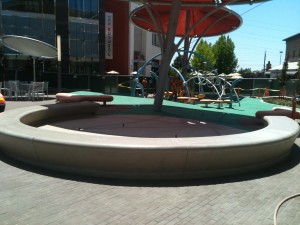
[0,102,299,180]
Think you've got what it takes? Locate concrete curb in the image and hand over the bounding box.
[0,101,299,180]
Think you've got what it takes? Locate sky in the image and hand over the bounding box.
[177,0,300,72]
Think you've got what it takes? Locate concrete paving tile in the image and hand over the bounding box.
[1,98,300,225]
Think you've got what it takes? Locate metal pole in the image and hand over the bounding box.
[33,58,36,82]
[57,35,62,92]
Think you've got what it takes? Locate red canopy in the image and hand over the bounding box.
[126,0,270,5]
[131,5,242,37]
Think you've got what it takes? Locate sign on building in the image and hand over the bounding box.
[105,12,113,59]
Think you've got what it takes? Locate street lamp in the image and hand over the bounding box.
[279,51,283,64]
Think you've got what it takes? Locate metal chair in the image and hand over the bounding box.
[10,81,20,100]
[3,81,12,99]
[44,81,49,98]
[29,82,44,101]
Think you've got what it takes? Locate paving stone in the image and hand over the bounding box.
[1,98,300,225]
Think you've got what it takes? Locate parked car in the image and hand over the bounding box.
[0,93,6,112]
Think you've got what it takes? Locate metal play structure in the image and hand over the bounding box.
[124,0,270,111]
[185,70,242,107]
[129,49,242,108]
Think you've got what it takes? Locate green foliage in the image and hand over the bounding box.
[263,97,300,109]
[238,68,252,75]
[172,55,183,70]
[212,35,238,74]
[172,54,193,77]
[190,35,238,74]
[190,39,215,72]
[277,60,290,88]
[168,69,177,76]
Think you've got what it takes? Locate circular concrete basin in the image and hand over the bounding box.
[0,102,299,180]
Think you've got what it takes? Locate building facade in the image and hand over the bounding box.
[283,33,300,63]
[266,33,300,78]
[0,0,160,93]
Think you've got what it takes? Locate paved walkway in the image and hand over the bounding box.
[1,97,300,225]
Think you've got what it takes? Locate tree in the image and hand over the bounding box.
[213,35,238,74]
[238,68,252,74]
[172,54,192,77]
[190,39,215,72]
[238,68,252,77]
[277,60,290,98]
[172,55,183,70]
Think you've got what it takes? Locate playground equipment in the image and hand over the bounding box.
[185,70,242,107]
[129,50,215,98]
[129,50,242,108]
[127,0,252,111]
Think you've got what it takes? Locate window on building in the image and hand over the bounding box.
[69,21,98,59]
[69,0,98,19]
[2,0,54,14]
[29,18,42,38]
[2,0,41,13]
[2,15,16,35]
[152,33,160,47]
[16,16,30,36]
[42,19,55,45]
[42,0,54,14]
[2,13,54,45]
[293,50,296,57]
[69,0,84,18]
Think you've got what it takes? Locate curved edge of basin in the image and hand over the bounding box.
[0,102,299,180]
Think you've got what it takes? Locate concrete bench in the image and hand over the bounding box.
[200,99,231,109]
[256,107,300,119]
[0,102,299,180]
[56,93,113,105]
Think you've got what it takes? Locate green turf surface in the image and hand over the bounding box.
[71,91,287,130]
[108,95,280,117]
[71,91,283,116]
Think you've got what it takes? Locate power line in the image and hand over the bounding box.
[239,2,266,16]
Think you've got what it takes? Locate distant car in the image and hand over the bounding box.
[0,93,5,112]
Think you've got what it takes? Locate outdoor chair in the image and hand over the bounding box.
[10,81,20,100]
[44,81,49,97]
[18,81,31,100]
[10,81,28,100]
[29,82,45,101]
[3,81,12,99]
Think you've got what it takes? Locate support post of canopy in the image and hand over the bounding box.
[153,0,181,111]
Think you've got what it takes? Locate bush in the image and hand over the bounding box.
[263,97,300,108]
